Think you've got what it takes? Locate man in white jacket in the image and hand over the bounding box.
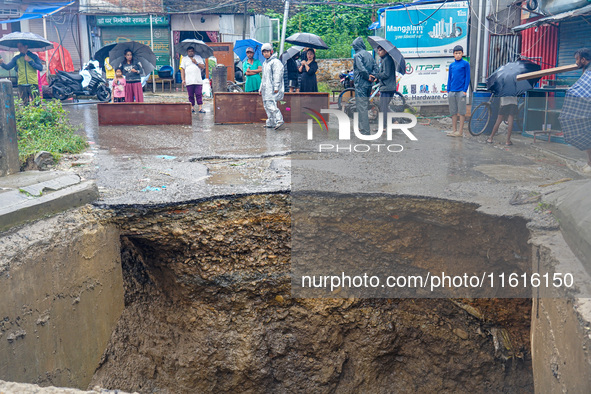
[259,43,285,130]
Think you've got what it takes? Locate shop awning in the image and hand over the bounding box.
[0,2,75,25]
[512,4,591,32]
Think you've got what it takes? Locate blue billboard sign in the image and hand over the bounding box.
[385,1,469,58]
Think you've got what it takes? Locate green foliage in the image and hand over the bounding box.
[317,82,332,93]
[266,0,381,59]
[15,95,88,164]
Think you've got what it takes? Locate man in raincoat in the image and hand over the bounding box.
[559,48,591,173]
[351,37,377,135]
[259,43,285,130]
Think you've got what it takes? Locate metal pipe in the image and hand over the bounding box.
[474,0,483,87]
[481,0,491,82]
[150,14,155,93]
[43,16,49,74]
[279,0,290,54]
[242,1,248,40]
[170,30,174,68]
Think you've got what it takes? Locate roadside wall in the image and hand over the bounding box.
[530,233,591,393]
[0,209,124,389]
[316,58,354,88]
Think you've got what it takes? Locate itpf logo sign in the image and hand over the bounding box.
[305,108,418,153]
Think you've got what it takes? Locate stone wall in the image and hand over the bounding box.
[0,208,124,389]
[316,58,354,89]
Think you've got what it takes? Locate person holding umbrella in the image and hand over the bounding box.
[486,96,518,146]
[286,51,300,92]
[298,48,318,93]
[484,60,542,145]
[243,47,262,93]
[181,46,206,113]
[0,42,43,105]
[259,43,285,130]
[351,37,377,135]
[371,45,397,129]
[119,49,144,103]
[559,48,591,173]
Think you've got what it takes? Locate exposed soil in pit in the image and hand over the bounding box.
[90,193,533,393]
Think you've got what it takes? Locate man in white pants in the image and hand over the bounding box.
[259,43,285,130]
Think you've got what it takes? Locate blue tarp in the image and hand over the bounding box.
[368,20,381,30]
[0,2,75,24]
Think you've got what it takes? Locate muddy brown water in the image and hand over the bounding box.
[90,193,533,393]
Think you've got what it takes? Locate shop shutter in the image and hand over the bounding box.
[101,25,171,69]
[29,15,82,69]
[557,17,591,82]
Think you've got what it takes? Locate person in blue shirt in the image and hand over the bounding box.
[446,45,470,137]
[0,42,43,105]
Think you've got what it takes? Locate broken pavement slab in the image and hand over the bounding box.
[545,179,591,271]
[0,171,99,232]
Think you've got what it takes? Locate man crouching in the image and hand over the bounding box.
[259,43,285,130]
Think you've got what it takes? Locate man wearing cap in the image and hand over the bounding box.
[0,42,43,104]
[259,43,285,130]
[243,47,262,92]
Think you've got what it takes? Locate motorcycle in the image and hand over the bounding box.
[49,60,111,102]
[339,70,354,89]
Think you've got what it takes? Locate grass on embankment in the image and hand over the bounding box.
[15,95,87,165]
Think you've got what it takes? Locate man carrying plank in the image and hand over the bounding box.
[559,48,591,173]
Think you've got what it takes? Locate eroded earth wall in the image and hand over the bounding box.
[0,209,124,389]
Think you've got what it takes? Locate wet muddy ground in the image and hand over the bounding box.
[53,94,589,393]
[88,194,533,393]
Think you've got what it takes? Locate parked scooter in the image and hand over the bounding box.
[50,60,111,102]
[339,70,354,89]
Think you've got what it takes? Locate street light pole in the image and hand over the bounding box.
[279,0,289,54]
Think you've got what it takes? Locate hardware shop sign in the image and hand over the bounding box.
[385,1,468,58]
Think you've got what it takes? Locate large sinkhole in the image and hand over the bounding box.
[91,193,533,393]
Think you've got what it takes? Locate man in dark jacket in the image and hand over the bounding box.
[351,37,377,135]
[0,42,43,104]
[372,45,397,129]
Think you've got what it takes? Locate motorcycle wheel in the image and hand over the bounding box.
[96,85,111,102]
[52,86,68,101]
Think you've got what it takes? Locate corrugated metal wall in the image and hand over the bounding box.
[557,16,591,82]
[29,14,82,70]
[520,24,558,82]
[487,34,520,76]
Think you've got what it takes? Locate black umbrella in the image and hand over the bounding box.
[0,31,53,51]
[175,39,213,59]
[487,60,542,97]
[366,36,406,75]
[285,33,329,50]
[109,41,157,75]
[93,43,117,67]
[280,46,304,64]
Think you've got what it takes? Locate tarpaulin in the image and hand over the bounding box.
[0,2,75,24]
[37,41,74,74]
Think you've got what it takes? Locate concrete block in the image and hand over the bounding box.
[0,180,99,232]
[0,80,20,176]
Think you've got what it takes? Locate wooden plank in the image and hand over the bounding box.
[516,64,579,81]
[213,92,330,124]
[97,103,192,126]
